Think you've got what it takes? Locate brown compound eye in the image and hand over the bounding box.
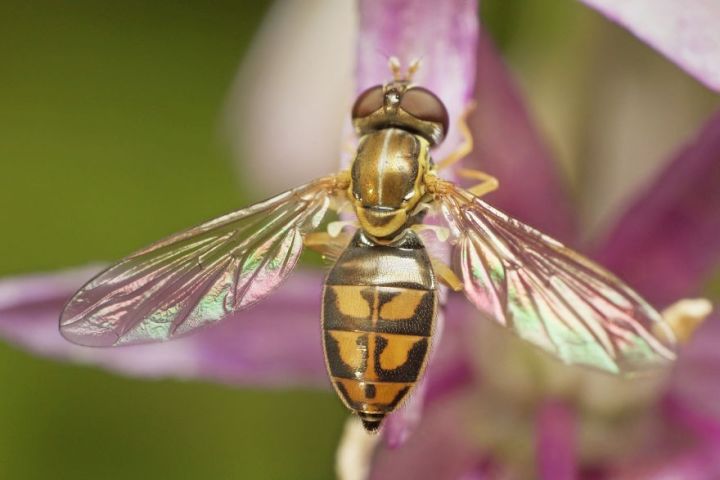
[351,85,384,119]
[399,86,449,135]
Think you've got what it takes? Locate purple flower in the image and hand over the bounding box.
[2,1,720,479]
[580,0,720,92]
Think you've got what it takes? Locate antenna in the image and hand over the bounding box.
[387,56,422,82]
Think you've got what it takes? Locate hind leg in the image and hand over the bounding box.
[429,256,463,292]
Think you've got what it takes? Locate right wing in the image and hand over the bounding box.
[432,180,676,375]
[60,175,344,347]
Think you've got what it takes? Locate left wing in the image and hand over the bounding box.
[433,181,676,375]
[60,176,343,347]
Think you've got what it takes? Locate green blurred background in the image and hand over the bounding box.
[0,1,716,479]
[0,1,348,479]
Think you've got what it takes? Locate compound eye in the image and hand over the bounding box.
[351,85,384,119]
[399,87,449,134]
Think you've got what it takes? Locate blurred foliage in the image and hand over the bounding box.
[0,1,346,478]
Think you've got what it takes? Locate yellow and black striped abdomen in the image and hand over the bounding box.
[322,231,437,431]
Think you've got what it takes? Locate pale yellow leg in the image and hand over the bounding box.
[429,256,464,292]
[435,102,476,171]
[457,168,499,198]
[304,231,352,262]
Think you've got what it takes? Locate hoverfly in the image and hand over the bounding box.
[60,59,676,433]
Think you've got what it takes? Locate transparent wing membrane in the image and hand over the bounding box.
[60,178,340,346]
[435,183,676,374]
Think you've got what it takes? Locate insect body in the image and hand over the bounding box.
[59,61,678,433]
[323,230,436,431]
[322,80,446,431]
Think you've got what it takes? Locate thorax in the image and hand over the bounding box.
[349,128,431,241]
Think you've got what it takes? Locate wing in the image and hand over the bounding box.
[60,176,342,347]
[434,182,676,374]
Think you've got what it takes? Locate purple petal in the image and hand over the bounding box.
[535,400,578,480]
[609,444,720,480]
[595,110,720,306]
[667,313,720,436]
[663,393,720,447]
[468,30,576,241]
[382,294,478,448]
[0,266,329,387]
[369,391,482,480]
[382,375,427,449]
[601,315,720,478]
[581,0,720,91]
[356,0,478,160]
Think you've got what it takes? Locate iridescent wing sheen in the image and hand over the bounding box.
[435,183,676,374]
[60,178,339,347]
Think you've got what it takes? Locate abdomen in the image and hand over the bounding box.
[321,230,437,431]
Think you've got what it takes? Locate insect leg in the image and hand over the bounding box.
[304,231,352,262]
[435,102,476,171]
[409,223,462,291]
[457,168,499,198]
[429,255,464,292]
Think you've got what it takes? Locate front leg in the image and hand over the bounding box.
[424,168,499,203]
[456,168,499,198]
[435,102,475,171]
